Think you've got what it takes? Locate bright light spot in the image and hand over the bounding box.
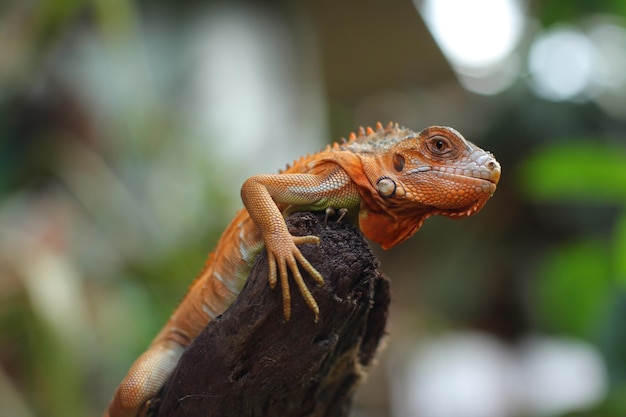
[419,0,524,69]
[393,332,520,417]
[190,6,290,154]
[589,22,626,88]
[520,336,607,416]
[187,5,322,185]
[528,26,596,101]
[390,333,608,417]
[456,55,521,95]
[588,19,626,119]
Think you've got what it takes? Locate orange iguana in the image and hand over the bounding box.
[105,122,501,417]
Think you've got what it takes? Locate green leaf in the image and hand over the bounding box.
[536,239,611,339]
[614,212,626,287]
[519,142,626,204]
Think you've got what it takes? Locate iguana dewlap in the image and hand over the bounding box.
[105,122,501,417]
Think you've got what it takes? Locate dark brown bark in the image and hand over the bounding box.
[151,212,389,417]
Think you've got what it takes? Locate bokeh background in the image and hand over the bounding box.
[2,0,626,416]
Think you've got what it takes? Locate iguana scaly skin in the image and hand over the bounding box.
[105,123,501,417]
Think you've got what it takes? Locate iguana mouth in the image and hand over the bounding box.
[460,171,500,186]
[420,167,500,187]
[442,173,499,195]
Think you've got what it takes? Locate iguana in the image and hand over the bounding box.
[105,122,501,417]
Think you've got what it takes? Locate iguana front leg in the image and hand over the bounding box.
[240,166,360,321]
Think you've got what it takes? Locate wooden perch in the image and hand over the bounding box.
[151,212,390,417]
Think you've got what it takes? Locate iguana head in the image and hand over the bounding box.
[342,123,501,249]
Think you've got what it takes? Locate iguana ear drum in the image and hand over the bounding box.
[376,177,397,198]
[393,153,405,172]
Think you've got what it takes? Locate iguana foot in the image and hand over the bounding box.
[324,207,348,224]
[266,234,324,322]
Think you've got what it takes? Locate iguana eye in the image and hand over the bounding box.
[426,135,456,156]
[429,136,449,151]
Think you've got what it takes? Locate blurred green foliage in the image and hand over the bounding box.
[539,0,626,26]
[538,239,611,338]
[520,143,626,204]
[519,141,626,413]
[519,141,626,337]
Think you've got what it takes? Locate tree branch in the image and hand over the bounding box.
[152,212,389,417]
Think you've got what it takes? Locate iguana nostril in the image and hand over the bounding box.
[487,159,501,184]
